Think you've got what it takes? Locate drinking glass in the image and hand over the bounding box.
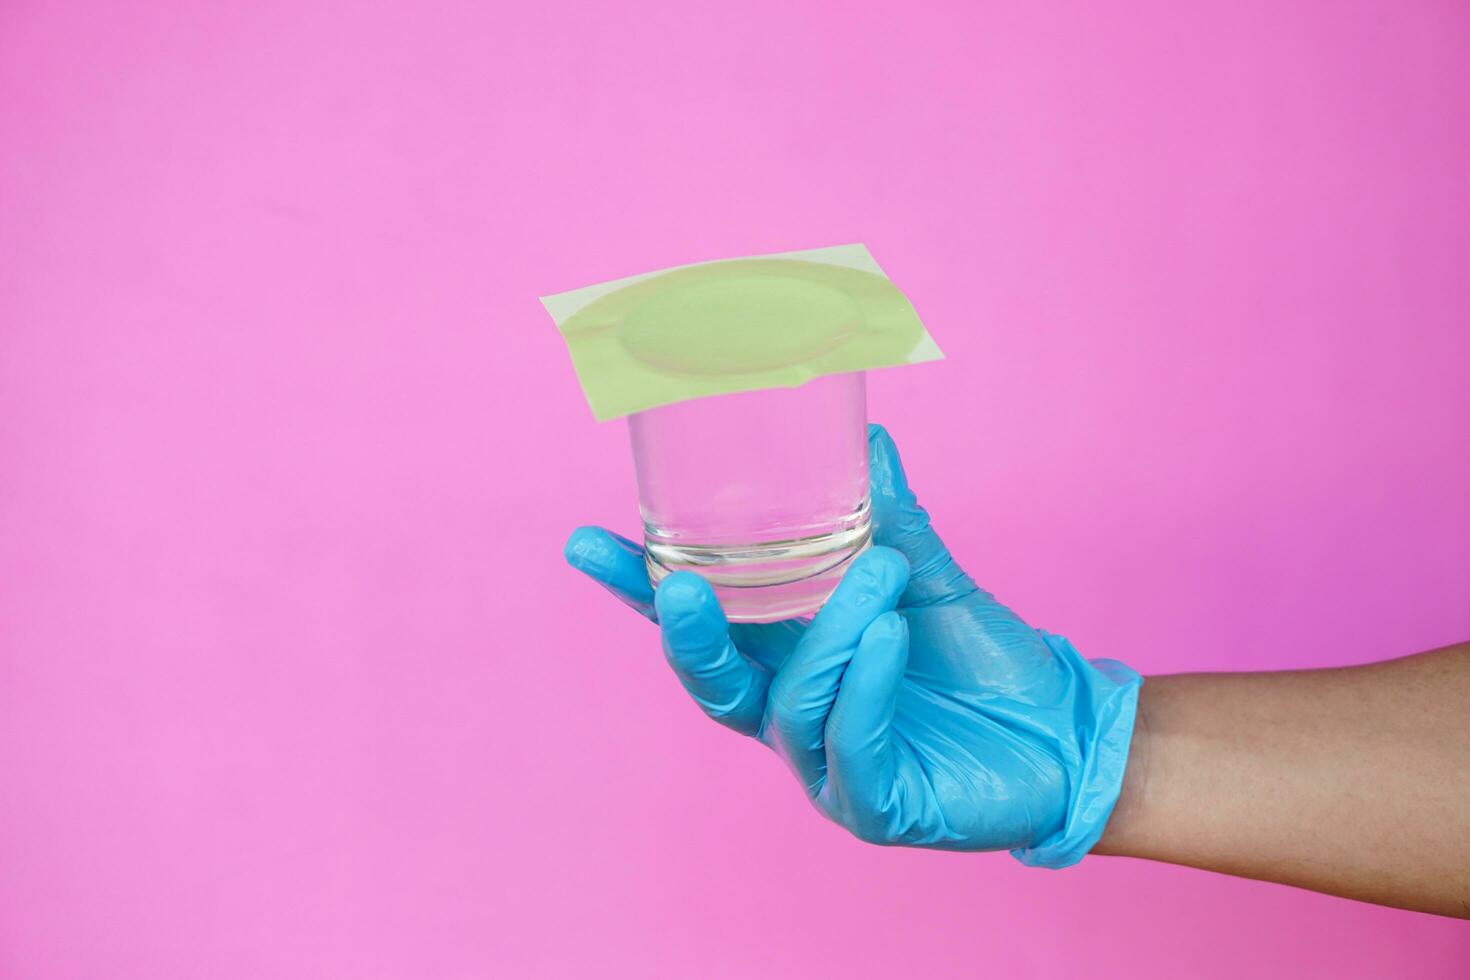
[627,371,871,622]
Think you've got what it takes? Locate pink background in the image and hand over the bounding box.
[3,1,1468,977]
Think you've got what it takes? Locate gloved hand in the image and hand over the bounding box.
[564,425,1141,867]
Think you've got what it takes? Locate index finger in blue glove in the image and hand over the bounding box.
[564,526,656,619]
[867,424,978,606]
[763,547,910,796]
[566,526,809,675]
[655,572,770,737]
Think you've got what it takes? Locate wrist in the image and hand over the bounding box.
[1090,680,1154,857]
[1009,636,1143,869]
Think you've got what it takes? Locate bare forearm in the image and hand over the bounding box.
[1094,643,1470,918]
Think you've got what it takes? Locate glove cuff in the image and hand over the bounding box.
[1009,634,1142,870]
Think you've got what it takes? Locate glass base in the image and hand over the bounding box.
[643,499,872,623]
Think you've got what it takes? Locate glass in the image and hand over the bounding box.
[627,371,871,622]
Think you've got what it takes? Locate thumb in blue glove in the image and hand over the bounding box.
[564,424,1141,867]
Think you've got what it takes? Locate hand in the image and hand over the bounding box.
[565,425,1140,866]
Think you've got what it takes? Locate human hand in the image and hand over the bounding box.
[564,425,1140,866]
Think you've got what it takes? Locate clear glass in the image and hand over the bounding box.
[628,372,871,623]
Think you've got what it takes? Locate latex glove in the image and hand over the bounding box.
[564,425,1141,867]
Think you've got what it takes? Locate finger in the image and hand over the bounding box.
[824,611,908,838]
[867,424,978,605]
[763,547,909,795]
[655,572,769,737]
[564,526,656,619]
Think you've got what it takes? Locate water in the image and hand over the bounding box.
[627,372,871,622]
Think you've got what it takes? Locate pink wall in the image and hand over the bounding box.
[3,1,1468,976]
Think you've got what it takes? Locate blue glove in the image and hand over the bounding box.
[564,425,1141,867]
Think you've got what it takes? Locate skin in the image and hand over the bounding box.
[1095,645,1470,918]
